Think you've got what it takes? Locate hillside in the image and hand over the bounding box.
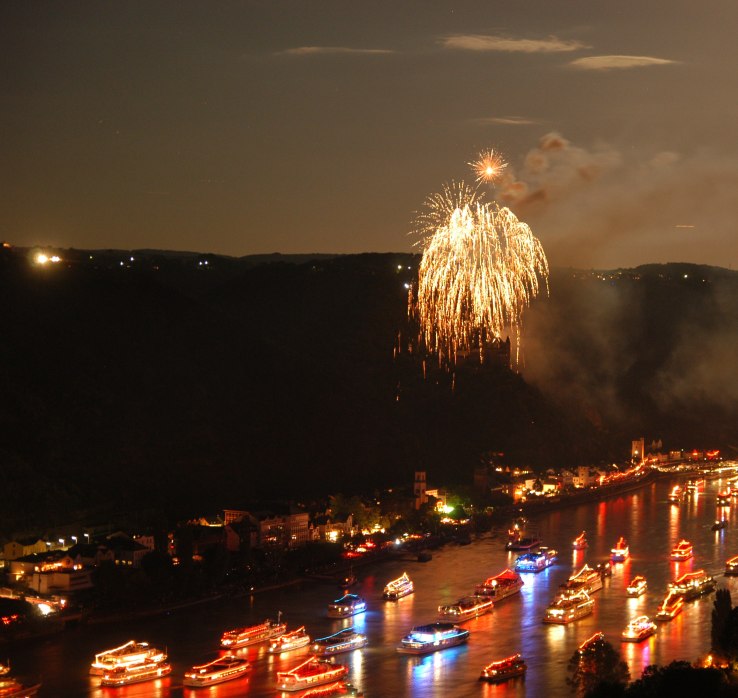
[1,246,737,533]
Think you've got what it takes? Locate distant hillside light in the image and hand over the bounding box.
[33,252,61,265]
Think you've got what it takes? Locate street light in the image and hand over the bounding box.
[58,538,65,548]
[71,536,78,544]
[84,533,90,543]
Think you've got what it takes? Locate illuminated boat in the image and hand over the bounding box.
[474,569,524,601]
[297,683,364,698]
[562,564,603,594]
[311,627,368,656]
[626,575,648,597]
[514,549,556,573]
[654,592,684,621]
[578,632,605,652]
[396,622,470,654]
[542,590,594,624]
[610,537,629,563]
[268,626,311,654]
[479,654,527,683]
[100,659,172,687]
[670,540,693,562]
[438,595,494,621]
[621,615,657,642]
[686,478,705,492]
[276,658,349,692]
[725,555,738,575]
[220,617,286,648]
[668,569,716,600]
[382,572,414,601]
[327,594,367,619]
[0,666,41,698]
[89,640,166,675]
[572,531,588,550]
[505,536,541,551]
[717,491,731,506]
[713,519,728,531]
[595,560,613,577]
[183,655,251,687]
[668,486,682,504]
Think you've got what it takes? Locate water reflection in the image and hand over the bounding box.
[17,476,738,697]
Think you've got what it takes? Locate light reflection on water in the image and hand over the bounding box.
[12,476,738,697]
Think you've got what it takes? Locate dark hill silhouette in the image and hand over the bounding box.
[1,247,736,533]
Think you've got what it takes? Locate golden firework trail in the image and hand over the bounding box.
[469,148,507,184]
[412,194,548,367]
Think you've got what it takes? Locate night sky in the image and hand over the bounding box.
[3,1,737,268]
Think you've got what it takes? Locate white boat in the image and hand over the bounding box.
[327,594,367,619]
[670,540,693,562]
[220,617,286,648]
[626,575,647,597]
[396,622,470,654]
[610,537,629,562]
[621,616,657,642]
[542,591,594,624]
[668,570,716,600]
[268,626,311,653]
[100,660,172,687]
[438,595,494,621]
[276,658,349,692]
[183,655,251,688]
[562,564,603,594]
[311,627,368,656]
[383,572,414,600]
[89,640,166,675]
[474,569,524,601]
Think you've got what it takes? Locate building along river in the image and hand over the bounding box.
[10,473,738,697]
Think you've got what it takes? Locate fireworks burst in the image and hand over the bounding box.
[412,195,548,367]
[469,148,507,184]
[413,181,480,241]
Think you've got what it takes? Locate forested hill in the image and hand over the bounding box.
[1,246,737,533]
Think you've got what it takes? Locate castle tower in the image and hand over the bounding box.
[414,471,427,510]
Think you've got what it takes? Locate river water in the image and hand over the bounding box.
[10,474,738,697]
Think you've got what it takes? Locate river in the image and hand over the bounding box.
[9,474,738,697]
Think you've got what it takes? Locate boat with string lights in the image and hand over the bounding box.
[562,564,603,595]
[89,640,166,675]
[621,616,657,642]
[220,617,286,649]
[292,681,364,697]
[542,590,594,624]
[474,569,524,601]
[668,486,683,504]
[725,555,738,575]
[276,658,349,692]
[327,594,367,619]
[578,632,605,653]
[396,622,470,654]
[610,537,629,563]
[655,592,684,621]
[100,659,172,687]
[183,655,251,688]
[268,627,311,654]
[438,595,494,621]
[670,540,693,562]
[686,478,705,493]
[668,569,716,600]
[311,628,368,656]
[626,576,648,597]
[572,531,588,550]
[515,548,556,573]
[479,654,527,683]
[0,664,41,698]
[382,572,414,601]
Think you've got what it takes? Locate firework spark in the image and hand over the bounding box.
[412,195,548,366]
[470,148,507,184]
[413,181,480,242]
